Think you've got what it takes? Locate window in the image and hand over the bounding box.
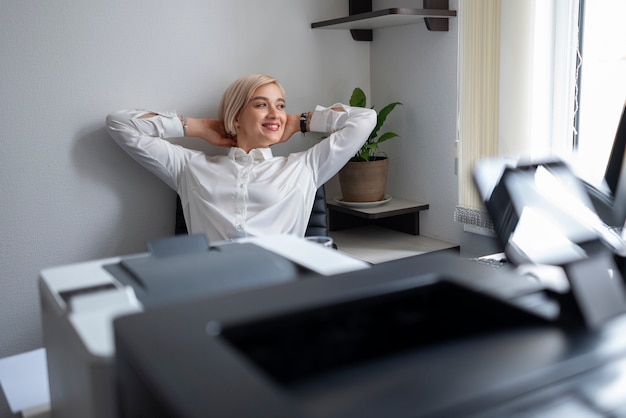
[574,0,626,186]
[455,0,581,230]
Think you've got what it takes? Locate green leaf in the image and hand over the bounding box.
[348,87,402,161]
[369,101,402,141]
[379,102,402,122]
[350,87,367,108]
[357,143,377,161]
[377,132,399,143]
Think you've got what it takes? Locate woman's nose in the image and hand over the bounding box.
[267,105,280,117]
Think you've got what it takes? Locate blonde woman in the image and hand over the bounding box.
[106,73,376,242]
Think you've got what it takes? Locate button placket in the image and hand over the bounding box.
[234,156,253,233]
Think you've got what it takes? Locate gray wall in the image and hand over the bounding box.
[323,0,462,244]
[0,0,460,415]
[371,0,461,242]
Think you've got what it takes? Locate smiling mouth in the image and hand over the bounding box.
[263,123,281,131]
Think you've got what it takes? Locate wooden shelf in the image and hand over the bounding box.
[311,0,456,40]
[311,8,456,31]
[327,197,429,235]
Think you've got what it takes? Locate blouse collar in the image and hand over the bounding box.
[229,147,273,163]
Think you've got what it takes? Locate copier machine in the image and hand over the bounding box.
[40,158,626,417]
[39,234,368,418]
[112,252,626,417]
[109,159,626,417]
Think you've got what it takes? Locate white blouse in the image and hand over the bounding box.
[106,104,376,242]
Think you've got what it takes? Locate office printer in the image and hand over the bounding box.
[112,250,626,417]
[40,235,367,418]
[112,160,626,417]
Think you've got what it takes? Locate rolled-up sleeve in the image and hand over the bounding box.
[105,110,195,190]
[305,103,377,187]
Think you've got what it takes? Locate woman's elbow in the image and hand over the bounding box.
[364,108,377,130]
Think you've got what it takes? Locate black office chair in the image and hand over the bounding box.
[174,195,189,236]
[174,186,330,237]
[304,186,330,237]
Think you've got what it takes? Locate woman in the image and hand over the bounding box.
[106,73,376,242]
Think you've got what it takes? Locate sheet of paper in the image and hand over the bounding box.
[0,348,50,413]
[240,235,370,275]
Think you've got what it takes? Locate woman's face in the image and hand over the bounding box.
[235,83,286,151]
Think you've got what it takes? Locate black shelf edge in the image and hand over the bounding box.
[311,8,457,30]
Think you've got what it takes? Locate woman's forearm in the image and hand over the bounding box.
[182,117,222,138]
[180,116,235,148]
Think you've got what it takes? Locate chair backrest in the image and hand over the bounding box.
[174,195,188,235]
[305,186,329,237]
[174,186,329,237]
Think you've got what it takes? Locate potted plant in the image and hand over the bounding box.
[339,87,402,202]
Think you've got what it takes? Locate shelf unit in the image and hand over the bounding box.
[311,0,456,41]
[327,197,429,235]
[326,197,459,264]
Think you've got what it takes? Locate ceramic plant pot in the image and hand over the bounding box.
[338,157,389,202]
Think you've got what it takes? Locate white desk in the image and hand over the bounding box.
[331,225,458,264]
[0,349,50,418]
[327,197,459,263]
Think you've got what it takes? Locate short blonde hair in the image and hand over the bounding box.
[218,74,286,137]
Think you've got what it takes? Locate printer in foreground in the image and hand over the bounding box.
[112,159,626,417]
[40,235,368,418]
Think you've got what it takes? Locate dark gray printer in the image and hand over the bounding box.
[113,159,626,417]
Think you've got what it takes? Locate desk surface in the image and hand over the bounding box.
[331,225,459,263]
[0,349,50,417]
